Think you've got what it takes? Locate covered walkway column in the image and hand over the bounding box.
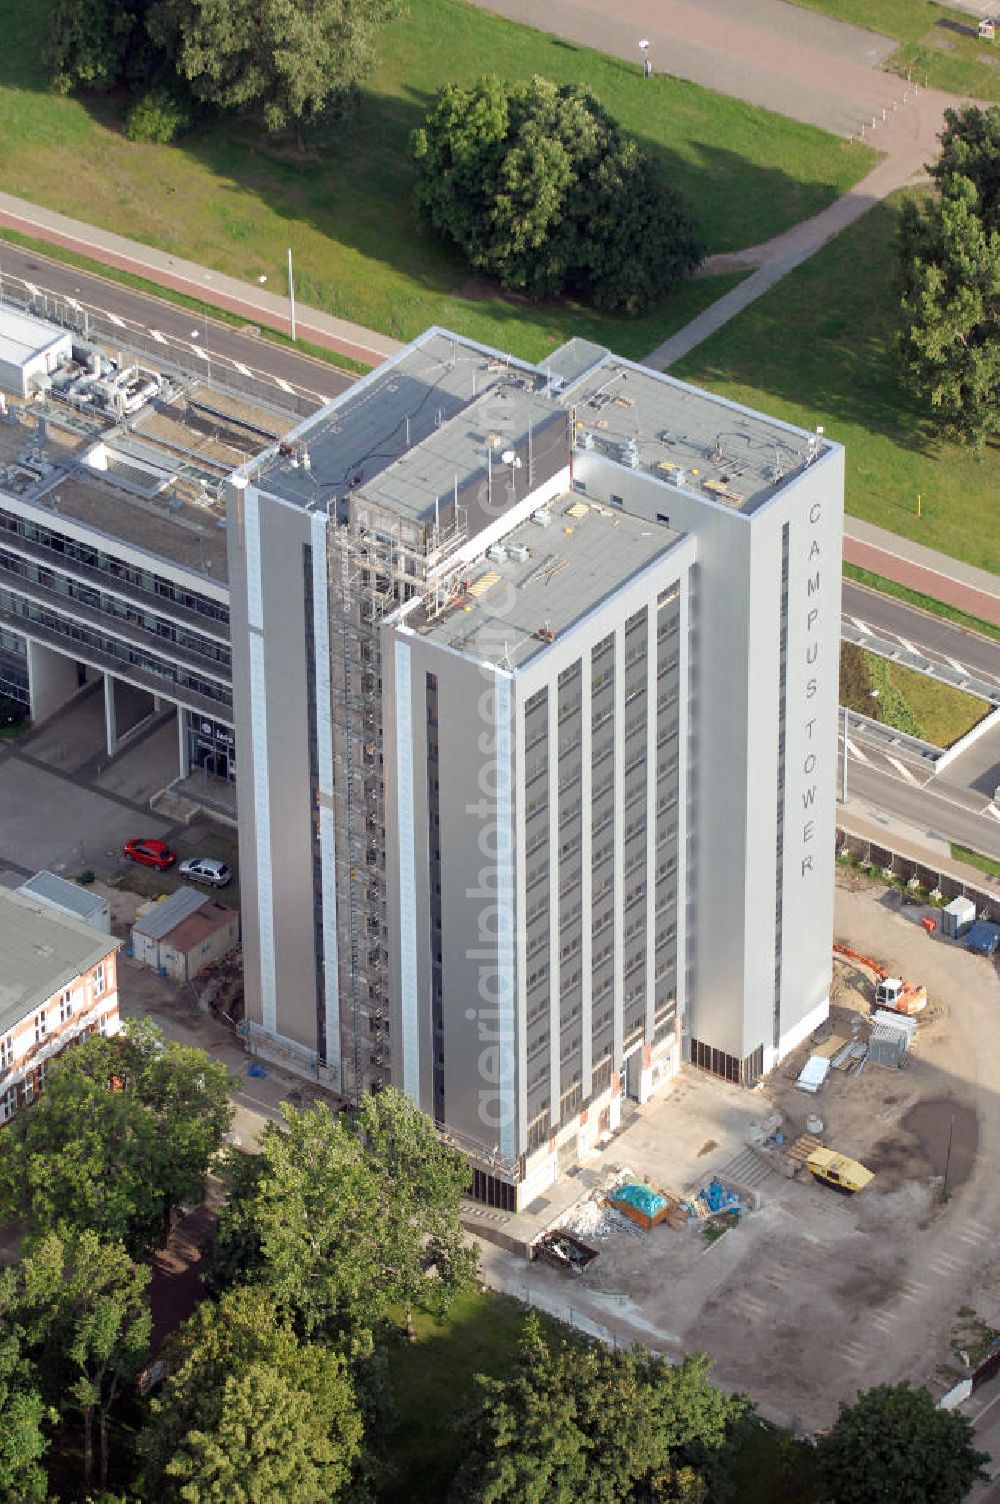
[103,673,117,758]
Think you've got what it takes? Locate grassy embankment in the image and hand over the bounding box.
[673,193,1000,575]
[783,0,1000,100]
[0,0,875,363]
[840,641,988,746]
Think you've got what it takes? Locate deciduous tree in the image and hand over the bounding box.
[139,1286,362,1503]
[161,0,401,143]
[450,1315,745,1503]
[412,75,703,313]
[19,1230,150,1492]
[210,1090,476,1352]
[817,1381,989,1503]
[0,1020,233,1258]
[896,106,1000,448]
[0,1270,51,1503]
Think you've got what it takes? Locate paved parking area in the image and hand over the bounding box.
[0,689,238,896]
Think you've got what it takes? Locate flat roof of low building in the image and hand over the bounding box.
[563,356,833,515]
[0,306,71,369]
[0,887,118,1036]
[18,870,108,921]
[401,492,681,670]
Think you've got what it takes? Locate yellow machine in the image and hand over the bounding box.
[805,1146,874,1195]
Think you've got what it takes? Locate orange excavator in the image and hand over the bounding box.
[832,943,927,1016]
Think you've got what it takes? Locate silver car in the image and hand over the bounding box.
[178,857,232,888]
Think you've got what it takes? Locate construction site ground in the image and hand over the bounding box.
[479,870,1000,1433]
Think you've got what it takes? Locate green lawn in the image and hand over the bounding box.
[0,0,873,364]
[673,193,1000,575]
[840,642,988,745]
[951,845,1000,880]
[783,0,1000,100]
[382,1289,539,1504]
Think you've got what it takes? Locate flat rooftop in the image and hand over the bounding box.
[402,493,680,670]
[246,330,833,534]
[247,329,554,526]
[0,887,118,1036]
[0,414,230,583]
[0,305,69,367]
[563,357,832,514]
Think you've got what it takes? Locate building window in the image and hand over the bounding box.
[34,1010,47,1044]
[0,1087,15,1123]
[93,964,105,997]
[0,1034,11,1070]
[59,989,73,1024]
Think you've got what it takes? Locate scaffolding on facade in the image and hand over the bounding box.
[326,492,471,1103]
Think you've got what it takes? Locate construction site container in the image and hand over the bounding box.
[942,896,976,938]
[966,921,1000,957]
[868,1020,909,1069]
[606,1182,674,1230]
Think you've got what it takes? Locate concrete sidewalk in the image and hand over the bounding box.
[0,190,402,368]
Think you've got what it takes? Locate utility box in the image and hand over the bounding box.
[942,896,976,939]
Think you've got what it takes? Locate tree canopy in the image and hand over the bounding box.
[0,1270,51,1503]
[450,1315,746,1503]
[210,1089,476,1353]
[46,0,401,139]
[0,1019,233,1258]
[139,1286,362,1504]
[412,75,703,313]
[817,1381,989,1504]
[896,105,1000,448]
[18,1229,150,1494]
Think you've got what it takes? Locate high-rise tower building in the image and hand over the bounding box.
[229,329,843,1208]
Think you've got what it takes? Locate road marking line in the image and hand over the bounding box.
[945,656,969,676]
[885,754,919,785]
[845,738,870,764]
[234,362,253,376]
[105,312,126,327]
[868,1313,895,1332]
[148,329,167,344]
[850,617,871,635]
[274,377,295,394]
[898,636,919,655]
[985,804,1000,824]
[24,281,39,296]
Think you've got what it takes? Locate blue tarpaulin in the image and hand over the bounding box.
[611,1183,667,1218]
[697,1179,741,1215]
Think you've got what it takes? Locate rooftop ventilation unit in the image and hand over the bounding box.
[487,544,507,563]
[507,542,529,562]
[531,508,552,527]
[578,428,595,450]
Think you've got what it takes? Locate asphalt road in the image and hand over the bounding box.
[843,581,1000,692]
[0,238,353,410]
[840,744,1000,861]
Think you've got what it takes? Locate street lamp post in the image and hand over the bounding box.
[639,37,652,77]
[191,330,211,388]
[287,248,297,342]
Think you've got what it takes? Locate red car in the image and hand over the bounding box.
[122,838,177,871]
